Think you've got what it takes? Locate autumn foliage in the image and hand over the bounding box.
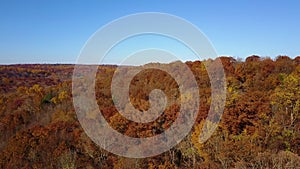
[0,56,299,168]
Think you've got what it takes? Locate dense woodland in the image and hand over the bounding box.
[0,55,299,168]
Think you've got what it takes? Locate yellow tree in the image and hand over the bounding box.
[270,67,300,152]
[271,68,300,127]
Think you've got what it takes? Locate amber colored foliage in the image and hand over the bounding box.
[0,56,299,168]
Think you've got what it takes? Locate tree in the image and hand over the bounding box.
[271,71,300,128]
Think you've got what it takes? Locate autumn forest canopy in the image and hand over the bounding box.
[0,55,300,168]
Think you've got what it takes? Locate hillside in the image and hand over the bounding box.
[0,56,299,168]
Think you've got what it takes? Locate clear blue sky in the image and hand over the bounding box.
[1,0,300,64]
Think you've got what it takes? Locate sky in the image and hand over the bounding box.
[0,0,300,64]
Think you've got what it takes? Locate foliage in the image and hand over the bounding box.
[0,56,299,168]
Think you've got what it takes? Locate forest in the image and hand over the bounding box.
[0,55,299,168]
